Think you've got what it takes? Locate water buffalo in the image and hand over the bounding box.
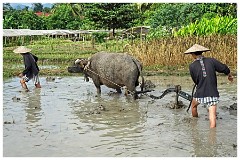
[68,52,144,99]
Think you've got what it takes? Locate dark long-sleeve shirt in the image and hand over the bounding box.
[22,53,40,79]
[189,57,230,98]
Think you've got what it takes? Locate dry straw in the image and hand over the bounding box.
[129,35,237,70]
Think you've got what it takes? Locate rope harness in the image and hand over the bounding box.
[75,59,194,106]
[77,59,136,95]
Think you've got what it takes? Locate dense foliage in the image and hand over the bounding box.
[3,10,46,29]
[3,3,237,37]
[85,3,140,36]
[148,3,236,30]
[3,3,237,79]
[48,4,83,29]
[174,16,237,36]
[146,3,237,39]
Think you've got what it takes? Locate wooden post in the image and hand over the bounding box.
[91,34,95,49]
[22,36,24,45]
[4,37,6,46]
[175,85,181,106]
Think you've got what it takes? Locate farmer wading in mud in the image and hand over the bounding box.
[184,44,233,128]
[13,46,41,92]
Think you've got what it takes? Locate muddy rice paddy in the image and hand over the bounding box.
[3,75,237,157]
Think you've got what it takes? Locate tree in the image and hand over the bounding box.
[85,3,140,36]
[150,4,201,30]
[145,3,237,39]
[3,3,13,11]
[51,3,85,18]
[3,3,14,23]
[19,10,45,29]
[43,7,51,13]
[49,4,83,29]
[3,10,22,29]
[136,3,153,12]
[32,3,43,12]
[22,6,29,11]
[3,10,46,29]
[148,3,237,33]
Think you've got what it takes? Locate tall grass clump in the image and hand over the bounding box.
[128,35,237,72]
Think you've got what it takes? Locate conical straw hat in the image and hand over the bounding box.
[13,46,31,54]
[184,44,210,54]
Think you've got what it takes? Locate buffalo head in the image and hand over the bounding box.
[67,58,88,73]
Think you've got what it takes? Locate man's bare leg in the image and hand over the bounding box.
[35,82,41,88]
[20,79,29,91]
[191,98,199,117]
[209,105,217,128]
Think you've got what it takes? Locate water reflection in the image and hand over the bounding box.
[69,95,147,156]
[190,119,217,157]
[71,94,146,136]
[25,89,42,124]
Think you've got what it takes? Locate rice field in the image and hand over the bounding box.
[3,34,237,79]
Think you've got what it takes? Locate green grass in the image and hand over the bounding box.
[3,38,132,79]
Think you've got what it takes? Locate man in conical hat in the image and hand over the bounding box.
[13,46,41,91]
[185,44,233,128]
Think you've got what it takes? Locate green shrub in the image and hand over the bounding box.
[147,26,171,40]
[92,32,108,43]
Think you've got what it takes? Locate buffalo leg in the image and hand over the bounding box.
[92,80,101,94]
[124,88,129,96]
[96,87,101,94]
[116,88,122,93]
[126,85,138,99]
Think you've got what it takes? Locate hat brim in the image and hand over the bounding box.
[184,50,210,54]
[13,48,31,54]
[184,44,210,54]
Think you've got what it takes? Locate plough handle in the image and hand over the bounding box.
[150,88,176,99]
[149,87,193,101]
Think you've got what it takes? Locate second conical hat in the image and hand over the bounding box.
[13,46,31,54]
[184,44,210,54]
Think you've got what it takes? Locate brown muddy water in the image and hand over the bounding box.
[3,75,237,157]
